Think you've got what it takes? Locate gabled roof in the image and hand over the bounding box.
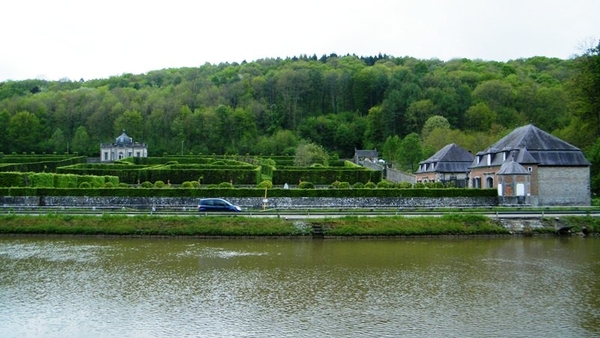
[497,160,530,175]
[354,149,378,158]
[470,124,590,167]
[416,143,475,174]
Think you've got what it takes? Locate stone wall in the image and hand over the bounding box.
[537,167,591,206]
[385,167,416,184]
[0,195,498,210]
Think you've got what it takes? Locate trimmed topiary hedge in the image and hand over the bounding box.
[272,167,382,185]
[0,187,498,198]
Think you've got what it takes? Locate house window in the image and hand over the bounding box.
[487,154,492,166]
[473,177,481,189]
[528,167,533,172]
[486,177,494,188]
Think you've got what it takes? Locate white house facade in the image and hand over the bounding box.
[100,130,148,162]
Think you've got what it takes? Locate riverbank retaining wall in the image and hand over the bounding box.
[0,196,498,210]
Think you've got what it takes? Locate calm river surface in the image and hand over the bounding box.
[1,235,599,338]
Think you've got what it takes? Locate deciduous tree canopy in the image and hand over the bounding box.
[0,52,598,192]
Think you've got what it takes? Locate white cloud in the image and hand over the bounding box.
[1,0,598,81]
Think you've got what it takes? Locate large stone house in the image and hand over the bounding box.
[468,124,591,206]
[415,143,474,187]
[100,130,148,162]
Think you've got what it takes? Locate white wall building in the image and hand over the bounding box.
[100,130,147,162]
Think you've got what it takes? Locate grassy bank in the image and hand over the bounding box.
[0,214,307,237]
[5,213,587,237]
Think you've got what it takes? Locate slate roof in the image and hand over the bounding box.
[115,130,133,146]
[416,143,475,174]
[470,124,590,168]
[354,149,378,158]
[497,160,530,175]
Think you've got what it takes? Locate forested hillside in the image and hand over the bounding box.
[1,46,599,193]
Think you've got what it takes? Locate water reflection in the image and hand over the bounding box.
[1,237,599,337]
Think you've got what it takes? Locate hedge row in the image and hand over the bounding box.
[130,156,258,166]
[0,187,498,198]
[0,154,79,163]
[56,165,262,185]
[0,156,87,173]
[0,172,119,188]
[272,168,382,185]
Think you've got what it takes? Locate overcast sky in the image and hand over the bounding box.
[1,0,598,82]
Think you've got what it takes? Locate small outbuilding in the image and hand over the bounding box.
[415,143,475,187]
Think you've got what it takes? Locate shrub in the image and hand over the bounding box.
[395,181,413,189]
[154,180,166,188]
[190,181,200,188]
[181,181,194,188]
[257,180,273,189]
[433,182,445,188]
[353,182,365,189]
[364,182,377,189]
[298,181,315,189]
[377,181,393,188]
[218,182,234,189]
[414,182,426,189]
[141,181,153,188]
[338,181,351,189]
[394,182,412,189]
[330,181,341,189]
[118,183,129,188]
[104,182,115,188]
[79,182,91,188]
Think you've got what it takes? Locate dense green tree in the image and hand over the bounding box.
[382,135,402,166]
[294,142,329,167]
[567,40,600,146]
[363,105,385,149]
[398,133,422,172]
[71,126,92,156]
[472,80,513,109]
[0,53,584,161]
[0,109,10,152]
[421,115,450,140]
[353,67,389,115]
[49,128,67,154]
[114,110,144,139]
[406,99,436,133]
[465,102,496,132]
[7,111,41,153]
[276,68,310,129]
[587,138,600,195]
[253,129,298,156]
[297,115,337,150]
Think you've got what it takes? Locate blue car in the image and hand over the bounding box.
[198,198,242,212]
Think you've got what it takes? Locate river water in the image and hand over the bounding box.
[1,236,599,338]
